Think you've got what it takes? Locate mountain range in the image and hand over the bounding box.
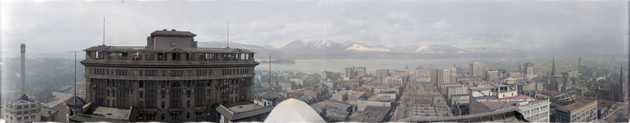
[197,40,527,59]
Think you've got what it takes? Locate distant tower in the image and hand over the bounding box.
[226,22,230,48]
[548,57,562,92]
[616,64,625,102]
[577,57,583,73]
[3,44,42,123]
[20,44,26,94]
[551,57,557,76]
[627,0,630,119]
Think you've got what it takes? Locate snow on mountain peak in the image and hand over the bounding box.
[345,44,391,52]
[414,44,467,54]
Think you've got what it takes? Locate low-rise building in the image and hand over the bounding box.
[348,106,390,122]
[216,102,273,123]
[357,95,393,112]
[552,99,598,122]
[311,100,354,121]
[471,95,550,122]
[493,84,518,99]
[69,103,135,122]
[3,95,42,123]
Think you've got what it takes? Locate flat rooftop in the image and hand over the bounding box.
[85,45,254,53]
[229,103,265,113]
[91,106,131,120]
[556,99,597,112]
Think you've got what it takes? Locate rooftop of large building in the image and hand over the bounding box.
[397,108,527,122]
[216,101,273,121]
[85,45,255,53]
[311,100,352,112]
[5,94,38,107]
[349,106,390,122]
[556,98,597,112]
[70,103,134,122]
[150,29,196,37]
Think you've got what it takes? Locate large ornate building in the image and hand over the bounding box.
[73,29,258,122]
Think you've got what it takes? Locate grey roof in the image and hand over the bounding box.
[17,94,34,102]
[311,100,352,112]
[216,103,273,121]
[65,96,86,106]
[150,30,196,37]
[349,106,390,122]
[397,108,527,122]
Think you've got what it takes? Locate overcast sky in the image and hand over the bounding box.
[1,0,628,57]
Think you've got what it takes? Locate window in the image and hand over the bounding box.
[186,90,191,98]
[196,69,208,76]
[132,52,141,60]
[172,53,180,60]
[169,70,184,77]
[139,91,144,98]
[115,69,128,76]
[93,68,107,75]
[139,81,144,88]
[145,70,157,76]
[145,54,155,60]
[157,53,166,61]
[95,51,102,59]
[161,90,166,98]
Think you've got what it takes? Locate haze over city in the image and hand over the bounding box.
[1,0,627,57]
[0,0,629,122]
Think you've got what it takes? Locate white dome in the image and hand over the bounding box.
[264,98,325,123]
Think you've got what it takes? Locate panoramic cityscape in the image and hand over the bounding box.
[0,0,629,122]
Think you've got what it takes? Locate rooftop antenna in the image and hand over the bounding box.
[226,21,230,48]
[268,55,273,88]
[627,0,630,117]
[101,17,106,46]
[73,51,77,99]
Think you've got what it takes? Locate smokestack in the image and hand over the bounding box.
[20,43,26,94]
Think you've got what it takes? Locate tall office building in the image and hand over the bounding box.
[521,63,535,80]
[432,65,457,86]
[615,64,625,102]
[345,66,367,80]
[470,62,485,78]
[73,29,259,122]
[448,65,457,83]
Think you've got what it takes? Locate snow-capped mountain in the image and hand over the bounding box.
[279,40,352,58]
[281,40,349,51]
[345,44,391,52]
[198,40,526,59]
[414,44,468,54]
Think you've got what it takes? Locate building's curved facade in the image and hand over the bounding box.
[80,30,258,121]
